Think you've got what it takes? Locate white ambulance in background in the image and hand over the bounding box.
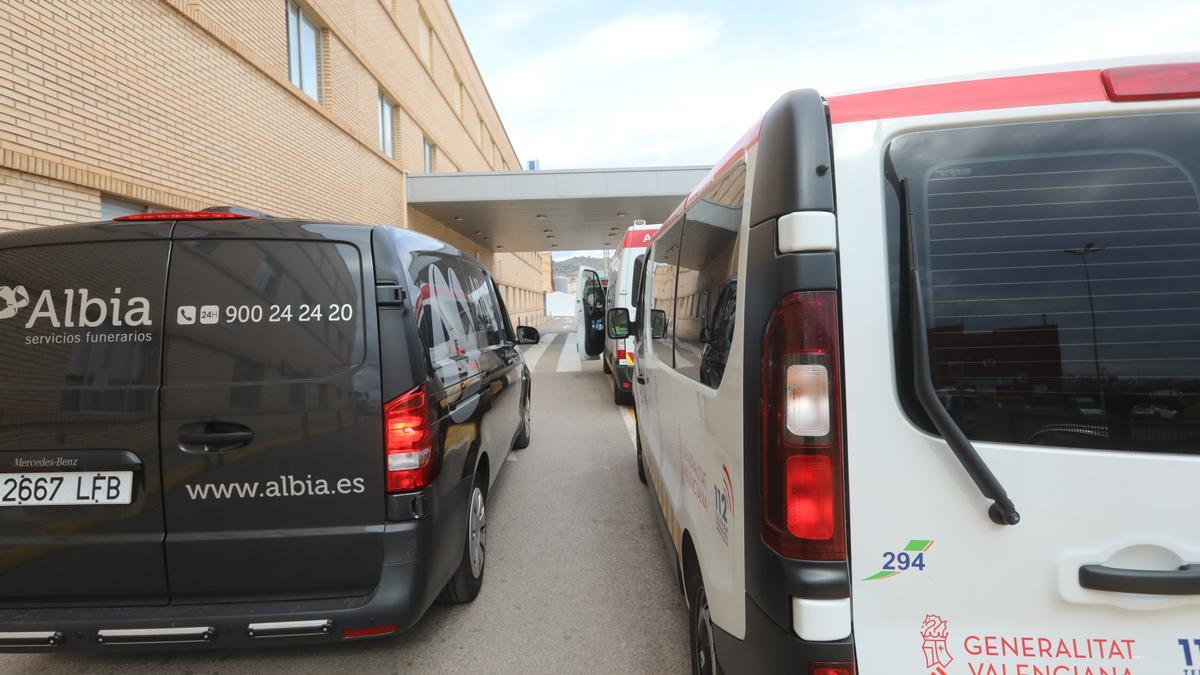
[603,220,660,404]
[609,57,1200,674]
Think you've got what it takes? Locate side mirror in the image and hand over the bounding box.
[606,308,632,339]
[650,310,668,340]
[515,325,540,345]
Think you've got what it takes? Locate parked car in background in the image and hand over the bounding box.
[612,57,1200,674]
[0,212,536,652]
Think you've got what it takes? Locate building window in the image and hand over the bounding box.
[100,195,151,220]
[423,137,436,172]
[418,11,433,65]
[454,74,464,116]
[287,1,320,101]
[378,91,395,159]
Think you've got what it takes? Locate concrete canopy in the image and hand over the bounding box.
[406,166,710,252]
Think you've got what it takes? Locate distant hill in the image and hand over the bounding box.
[552,256,608,280]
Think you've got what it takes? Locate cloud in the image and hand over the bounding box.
[479,0,1200,169]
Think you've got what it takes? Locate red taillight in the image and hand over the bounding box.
[342,624,397,639]
[385,385,435,492]
[1102,63,1200,102]
[761,291,846,561]
[113,211,253,221]
[786,455,835,540]
[810,664,855,675]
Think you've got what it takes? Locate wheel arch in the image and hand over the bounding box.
[681,528,700,603]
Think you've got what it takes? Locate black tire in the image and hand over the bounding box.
[513,394,531,450]
[439,475,487,605]
[603,355,612,374]
[636,413,648,485]
[689,570,719,675]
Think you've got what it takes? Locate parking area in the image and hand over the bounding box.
[0,317,688,675]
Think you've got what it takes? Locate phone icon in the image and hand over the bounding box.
[176,305,197,326]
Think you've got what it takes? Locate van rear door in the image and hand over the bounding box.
[160,223,384,603]
[0,225,171,606]
[576,266,605,359]
[843,111,1200,672]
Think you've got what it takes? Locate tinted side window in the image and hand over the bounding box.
[674,163,745,388]
[412,253,473,363]
[650,222,683,367]
[456,261,506,347]
[165,240,364,386]
[630,254,646,319]
[889,113,1200,453]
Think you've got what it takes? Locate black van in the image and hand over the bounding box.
[0,211,537,651]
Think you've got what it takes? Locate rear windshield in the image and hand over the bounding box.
[164,239,365,385]
[888,112,1200,452]
[0,242,166,404]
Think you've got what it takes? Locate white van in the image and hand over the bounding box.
[603,221,660,404]
[609,57,1200,674]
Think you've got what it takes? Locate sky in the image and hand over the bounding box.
[453,0,1200,174]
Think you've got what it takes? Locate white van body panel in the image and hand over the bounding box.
[637,146,759,642]
[837,96,1200,673]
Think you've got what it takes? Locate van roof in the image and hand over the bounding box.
[828,52,1200,124]
[653,54,1200,237]
[0,216,451,254]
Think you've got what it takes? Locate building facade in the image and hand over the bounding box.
[0,0,550,325]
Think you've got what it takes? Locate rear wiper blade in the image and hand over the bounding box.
[900,179,1021,526]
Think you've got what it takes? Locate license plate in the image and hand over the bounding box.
[0,471,133,506]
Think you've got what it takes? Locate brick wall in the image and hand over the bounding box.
[0,0,545,317]
[0,166,99,231]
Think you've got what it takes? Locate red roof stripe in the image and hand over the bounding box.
[827,69,1106,124]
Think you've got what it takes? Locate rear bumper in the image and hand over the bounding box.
[714,596,855,675]
[613,363,635,390]
[0,521,440,653]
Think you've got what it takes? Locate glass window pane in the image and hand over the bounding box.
[299,11,319,101]
[287,2,301,87]
[673,163,744,387]
[888,113,1200,453]
[100,196,150,220]
[378,93,394,158]
[165,240,365,385]
[0,242,168,400]
[650,223,683,368]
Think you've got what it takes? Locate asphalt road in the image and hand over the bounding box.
[0,317,689,675]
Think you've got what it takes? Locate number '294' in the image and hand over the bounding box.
[881,551,926,572]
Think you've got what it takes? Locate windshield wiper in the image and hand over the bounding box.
[900,179,1021,526]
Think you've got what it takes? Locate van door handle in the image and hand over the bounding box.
[178,423,254,453]
[1078,563,1200,595]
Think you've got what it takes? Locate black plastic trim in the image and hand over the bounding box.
[1079,563,1200,595]
[372,230,427,403]
[0,522,446,653]
[747,89,835,228]
[386,490,431,522]
[712,595,854,675]
[742,219,846,630]
[741,87,850,635]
